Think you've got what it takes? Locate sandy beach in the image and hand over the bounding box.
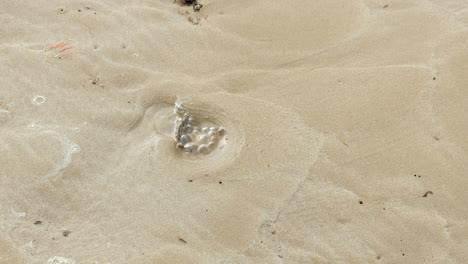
[0,0,467,263]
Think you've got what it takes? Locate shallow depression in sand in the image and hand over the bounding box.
[125,93,321,185]
[131,99,242,168]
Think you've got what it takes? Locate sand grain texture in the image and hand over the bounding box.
[0,0,467,263]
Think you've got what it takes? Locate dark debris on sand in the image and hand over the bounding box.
[62,230,71,237]
[180,0,203,12]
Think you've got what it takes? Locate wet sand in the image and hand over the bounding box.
[0,0,467,263]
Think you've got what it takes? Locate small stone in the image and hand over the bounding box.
[62,230,71,237]
[180,134,192,144]
[218,128,225,136]
[208,142,214,149]
[193,3,203,12]
[192,127,200,134]
[198,144,209,154]
[209,127,218,132]
[201,127,209,133]
[183,143,197,153]
[208,130,217,136]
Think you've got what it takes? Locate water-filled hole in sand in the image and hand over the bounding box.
[173,101,225,156]
[136,101,234,164]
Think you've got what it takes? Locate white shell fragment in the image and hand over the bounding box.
[32,95,46,105]
[47,256,76,264]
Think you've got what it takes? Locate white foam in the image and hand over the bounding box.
[173,102,225,156]
[44,131,81,179]
[70,143,81,153]
[47,256,76,264]
[28,122,43,130]
[24,240,34,248]
[32,95,46,105]
[10,208,26,217]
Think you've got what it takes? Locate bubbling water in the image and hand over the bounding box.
[173,101,225,155]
